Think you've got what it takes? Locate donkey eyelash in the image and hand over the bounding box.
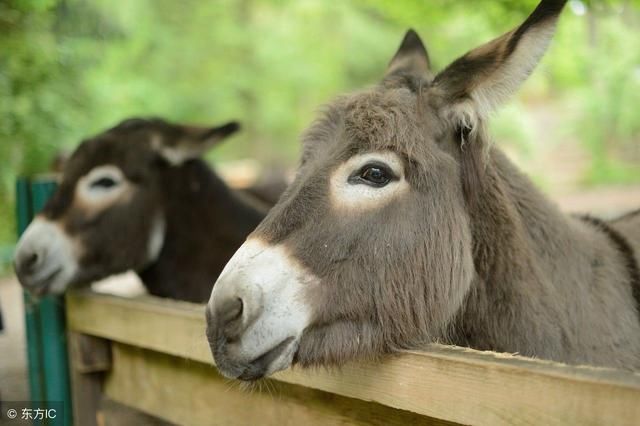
[90,176,119,189]
[347,162,398,187]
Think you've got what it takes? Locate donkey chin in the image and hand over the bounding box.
[208,324,299,381]
[14,217,80,296]
[206,239,313,381]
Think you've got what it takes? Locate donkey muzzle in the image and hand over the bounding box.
[14,217,78,295]
[206,238,314,381]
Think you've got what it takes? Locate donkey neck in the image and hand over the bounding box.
[466,149,568,279]
[139,160,265,303]
[455,147,589,357]
[456,147,640,368]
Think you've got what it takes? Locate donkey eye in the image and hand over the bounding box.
[351,163,395,187]
[361,167,388,185]
[90,177,118,189]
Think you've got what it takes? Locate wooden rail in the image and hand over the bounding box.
[66,290,640,426]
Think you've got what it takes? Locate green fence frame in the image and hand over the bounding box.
[16,177,72,426]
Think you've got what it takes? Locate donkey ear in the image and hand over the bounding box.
[184,121,240,148]
[433,0,567,125]
[154,121,241,166]
[50,150,70,174]
[384,29,431,80]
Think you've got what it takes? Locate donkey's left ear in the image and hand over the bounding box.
[154,121,240,166]
[384,29,432,80]
[433,0,567,127]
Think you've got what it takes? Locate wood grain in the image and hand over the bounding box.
[105,343,452,426]
[67,290,640,426]
[68,332,111,426]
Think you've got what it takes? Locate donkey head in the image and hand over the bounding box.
[207,0,567,380]
[14,117,239,295]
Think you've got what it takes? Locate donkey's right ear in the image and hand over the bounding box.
[384,29,432,81]
[185,121,241,149]
[153,121,241,166]
[433,0,567,129]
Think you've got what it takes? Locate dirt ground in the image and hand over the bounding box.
[0,275,28,403]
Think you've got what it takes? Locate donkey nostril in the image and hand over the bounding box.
[219,297,245,342]
[17,251,41,275]
[25,253,39,269]
[222,297,243,325]
[235,298,244,320]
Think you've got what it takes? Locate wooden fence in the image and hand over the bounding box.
[65,290,640,426]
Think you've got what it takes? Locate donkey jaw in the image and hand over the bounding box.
[14,217,79,295]
[211,332,299,381]
[207,239,315,380]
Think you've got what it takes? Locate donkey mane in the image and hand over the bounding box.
[452,149,640,367]
[579,215,640,314]
[304,90,442,166]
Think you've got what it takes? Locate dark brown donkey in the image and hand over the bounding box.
[206,0,640,381]
[14,118,270,303]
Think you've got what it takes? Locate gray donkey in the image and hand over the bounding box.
[14,118,273,303]
[206,0,640,381]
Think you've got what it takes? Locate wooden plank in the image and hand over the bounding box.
[68,333,111,374]
[67,290,640,426]
[66,291,209,360]
[105,343,451,426]
[68,333,111,426]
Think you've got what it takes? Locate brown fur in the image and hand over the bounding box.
[39,118,268,302]
[250,1,640,369]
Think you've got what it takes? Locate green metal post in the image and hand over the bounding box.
[16,178,46,404]
[29,178,72,426]
[15,178,33,235]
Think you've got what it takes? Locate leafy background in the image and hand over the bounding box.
[1,0,639,269]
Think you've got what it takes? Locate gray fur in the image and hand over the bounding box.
[245,0,640,370]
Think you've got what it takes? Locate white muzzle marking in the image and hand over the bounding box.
[208,238,316,378]
[14,217,79,294]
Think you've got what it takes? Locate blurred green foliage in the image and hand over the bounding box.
[1,0,639,253]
